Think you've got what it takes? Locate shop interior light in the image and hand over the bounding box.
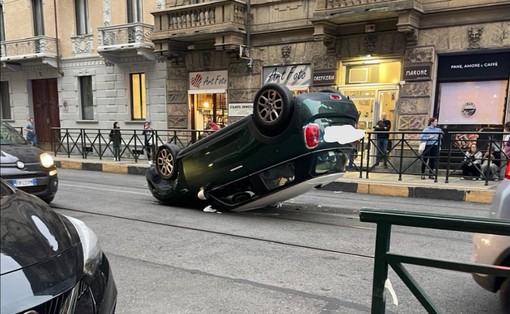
[363,59,381,64]
[203,101,210,108]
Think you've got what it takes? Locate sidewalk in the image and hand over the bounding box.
[54,156,498,204]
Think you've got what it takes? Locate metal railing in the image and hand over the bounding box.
[359,209,510,313]
[51,127,214,162]
[358,130,509,185]
[50,127,509,183]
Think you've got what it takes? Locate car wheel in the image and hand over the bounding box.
[156,144,179,180]
[253,83,294,135]
[500,277,510,313]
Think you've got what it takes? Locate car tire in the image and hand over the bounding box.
[500,277,510,313]
[253,83,294,136]
[155,144,180,180]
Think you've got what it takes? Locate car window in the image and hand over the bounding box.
[0,122,28,145]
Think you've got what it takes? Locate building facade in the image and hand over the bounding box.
[1,0,509,147]
[0,0,166,148]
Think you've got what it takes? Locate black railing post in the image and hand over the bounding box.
[371,222,392,313]
[398,132,404,181]
[445,132,453,183]
[80,129,86,159]
[359,136,365,178]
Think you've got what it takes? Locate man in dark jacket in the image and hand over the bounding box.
[374,112,391,167]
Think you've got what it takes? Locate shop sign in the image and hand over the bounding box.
[437,51,510,80]
[262,64,311,88]
[312,70,336,86]
[229,103,253,117]
[403,64,431,81]
[189,70,228,90]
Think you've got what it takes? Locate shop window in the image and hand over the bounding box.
[130,73,146,120]
[79,76,94,120]
[345,61,400,85]
[0,81,11,119]
[438,80,508,125]
[75,0,89,35]
[32,0,44,36]
[192,93,227,130]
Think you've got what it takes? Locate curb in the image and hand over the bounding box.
[55,159,495,204]
[55,160,148,176]
[322,181,494,204]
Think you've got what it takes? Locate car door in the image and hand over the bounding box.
[180,126,249,190]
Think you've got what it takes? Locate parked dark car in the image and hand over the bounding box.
[472,159,510,313]
[0,179,117,313]
[147,83,363,211]
[0,120,58,203]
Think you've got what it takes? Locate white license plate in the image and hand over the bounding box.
[13,179,36,187]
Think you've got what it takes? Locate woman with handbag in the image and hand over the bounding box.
[419,117,443,180]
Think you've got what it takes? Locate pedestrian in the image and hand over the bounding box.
[109,121,122,161]
[503,121,510,159]
[143,121,154,164]
[481,148,499,181]
[461,143,482,180]
[373,112,391,168]
[24,117,37,147]
[420,117,443,180]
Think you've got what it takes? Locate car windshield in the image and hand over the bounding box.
[0,122,29,145]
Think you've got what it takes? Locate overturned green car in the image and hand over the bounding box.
[146,83,363,211]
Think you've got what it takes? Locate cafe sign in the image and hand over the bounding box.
[403,64,432,81]
[262,64,311,88]
[189,70,228,90]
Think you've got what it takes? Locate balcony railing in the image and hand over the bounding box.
[323,0,407,9]
[152,0,246,49]
[97,22,155,62]
[98,22,155,51]
[1,36,57,62]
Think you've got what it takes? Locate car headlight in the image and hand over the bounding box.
[65,215,103,276]
[40,153,55,168]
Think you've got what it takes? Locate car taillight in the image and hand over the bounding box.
[304,123,320,149]
[329,94,341,100]
[505,160,510,180]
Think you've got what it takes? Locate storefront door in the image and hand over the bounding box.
[190,93,227,131]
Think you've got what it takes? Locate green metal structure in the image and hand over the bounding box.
[359,209,510,313]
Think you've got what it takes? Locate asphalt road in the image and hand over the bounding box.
[51,169,501,314]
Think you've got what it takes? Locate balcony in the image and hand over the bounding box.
[313,0,419,22]
[152,0,247,55]
[1,36,58,70]
[312,0,422,46]
[97,22,155,63]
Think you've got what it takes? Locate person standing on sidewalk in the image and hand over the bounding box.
[420,117,443,179]
[374,112,391,168]
[109,122,122,161]
[143,121,154,164]
[24,117,37,147]
[503,121,510,160]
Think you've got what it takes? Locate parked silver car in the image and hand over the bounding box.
[472,159,510,313]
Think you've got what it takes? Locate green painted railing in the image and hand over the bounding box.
[359,209,510,313]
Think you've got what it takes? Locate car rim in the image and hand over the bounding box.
[157,148,174,177]
[257,89,283,124]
